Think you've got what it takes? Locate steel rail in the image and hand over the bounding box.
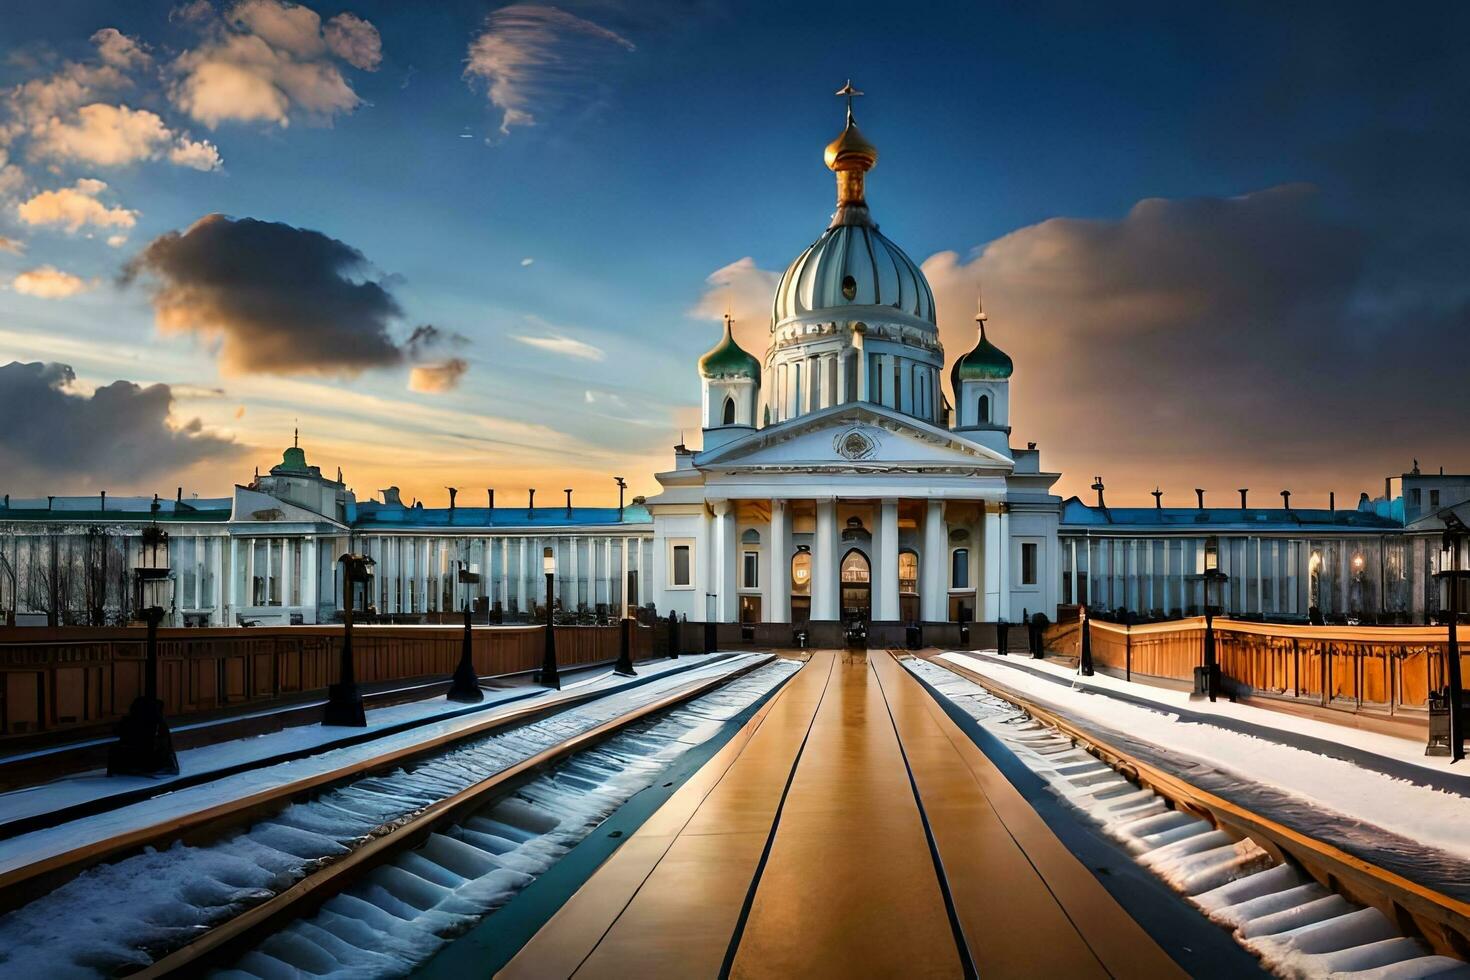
[922,652,1470,962]
[132,654,779,978]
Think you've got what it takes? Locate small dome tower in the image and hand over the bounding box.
[951,300,1013,454]
[700,314,760,449]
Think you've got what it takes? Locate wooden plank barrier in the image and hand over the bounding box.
[0,623,649,738]
[1064,618,1466,728]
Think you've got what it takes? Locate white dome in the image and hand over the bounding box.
[773,214,936,326]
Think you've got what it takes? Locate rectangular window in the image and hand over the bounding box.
[1022,542,1038,586]
[672,544,691,587]
[742,551,759,589]
[1431,489,1441,508]
[951,548,970,589]
[1411,488,1422,507]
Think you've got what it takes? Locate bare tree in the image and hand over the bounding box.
[25,530,79,626]
[82,525,112,626]
[0,525,16,626]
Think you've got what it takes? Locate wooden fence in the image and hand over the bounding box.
[0,622,657,738]
[1046,616,1466,724]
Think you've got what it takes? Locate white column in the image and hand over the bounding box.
[982,506,1001,620]
[813,497,838,621]
[1069,538,1079,608]
[416,538,428,613]
[621,535,631,616]
[712,499,737,622]
[602,537,613,611]
[998,507,1011,621]
[877,497,899,621]
[213,536,225,624]
[305,538,318,620]
[228,537,239,615]
[282,536,294,610]
[768,499,791,622]
[836,354,849,407]
[568,535,580,610]
[495,537,506,613]
[922,499,946,622]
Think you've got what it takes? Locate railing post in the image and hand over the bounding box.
[615,617,636,677]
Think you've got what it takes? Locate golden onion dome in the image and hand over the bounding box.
[824,117,878,173]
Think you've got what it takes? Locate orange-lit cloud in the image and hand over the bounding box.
[10,265,92,298]
[16,178,137,232]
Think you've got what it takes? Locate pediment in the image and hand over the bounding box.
[695,404,1013,474]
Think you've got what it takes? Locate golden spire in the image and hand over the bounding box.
[824,80,877,209]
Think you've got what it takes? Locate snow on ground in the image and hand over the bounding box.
[907,658,1470,980]
[0,654,779,979]
[941,650,1470,864]
[0,654,731,878]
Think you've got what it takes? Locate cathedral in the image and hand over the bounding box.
[645,87,1060,646]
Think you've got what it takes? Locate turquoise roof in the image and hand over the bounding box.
[698,318,761,381]
[951,321,1013,387]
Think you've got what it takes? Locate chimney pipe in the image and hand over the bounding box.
[1195,488,1205,509]
[1329,491,1336,513]
[176,486,183,503]
[47,495,54,511]
[1385,477,1392,502]
[487,488,494,513]
[1151,488,1163,510]
[528,488,535,519]
[447,487,457,523]
[564,488,574,519]
[1281,489,1292,510]
[100,490,107,512]
[1090,476,1105,509]
[1239,488,1248,509]
[3,494,8,510]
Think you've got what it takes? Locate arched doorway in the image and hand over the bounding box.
[841,548,871,622]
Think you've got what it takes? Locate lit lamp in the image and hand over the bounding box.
[108,518,179,776]
[448,562,484,702]
[1191,537,1229,702]
[540,546,560,688]
[1430,512,1468,760]
[324,554,375,726]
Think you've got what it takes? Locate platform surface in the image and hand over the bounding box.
[498,649,1186,978]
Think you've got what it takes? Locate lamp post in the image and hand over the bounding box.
[615,613,637,677]
[1193,538,1229,703]
[540,546,560,688]
[448,563,484,702]
[1431,512,1467,761]
[108,519,179,776]
[1078,603,1094,676]
[705,591,717,654]
[615,476,627,523]
[324,553,374,726]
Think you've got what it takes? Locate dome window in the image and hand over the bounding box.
[841,274,857,300]
[723,396,736,425]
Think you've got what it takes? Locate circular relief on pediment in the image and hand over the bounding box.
[834,426,880,461]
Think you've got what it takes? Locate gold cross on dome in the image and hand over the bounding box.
[836,80,863,119]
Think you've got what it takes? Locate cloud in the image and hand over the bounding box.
[511,332,605,360]
[168,135,223,170]
[127,213,409,376]
[91,28,152,71]
[10,265,92,298]
[0,235,23,254]
[16,178,137,232]
[520,257,534,266]
[31,103,172,166]
[106,233,128,248]
[324,13,382,71]
[408,358,468,393]
[465,3,635,135]
[0,361,235,492]
[921,183,1470,499]
[691,255,779,357]
[170,0,381,128]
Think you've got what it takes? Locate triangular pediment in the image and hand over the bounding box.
[695,404,1013,473]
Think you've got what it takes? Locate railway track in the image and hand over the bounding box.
[906,652,1470,979]
[0,653,800,978]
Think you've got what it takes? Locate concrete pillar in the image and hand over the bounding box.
[712,499,737,622]
[982,506,1001,621]
[877,498,900,621]
[228,537,239,616]
[568,535,579,610]
[1069,538,1079,609]
[768,499,791,623]
[922,499,946,621]
[813,497,838,621]
[304,537,318,620]
[998,507,1011,621]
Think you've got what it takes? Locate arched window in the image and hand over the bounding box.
[791,550,812,596]
[841,549,870,583]
[951,548,970,589]
[722,396,736,426]
[978,394,990,424]
[899,550,919,593]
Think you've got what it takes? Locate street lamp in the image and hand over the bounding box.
[448,562,484,702]
[540,546,560,688]
[324,553,374,726]
[705,591,717,653]
[1078,603,1094,676]
[1430,512,1468,760]
[1192,537,1229,702]
[615,476,627,523]
[108,519,179,776]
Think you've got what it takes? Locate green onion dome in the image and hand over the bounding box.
[950,315,1013,390]
[699,316,761,382]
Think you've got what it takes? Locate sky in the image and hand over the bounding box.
[1,1,1467,510]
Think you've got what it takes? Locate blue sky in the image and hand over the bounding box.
[1,1,1466,506]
